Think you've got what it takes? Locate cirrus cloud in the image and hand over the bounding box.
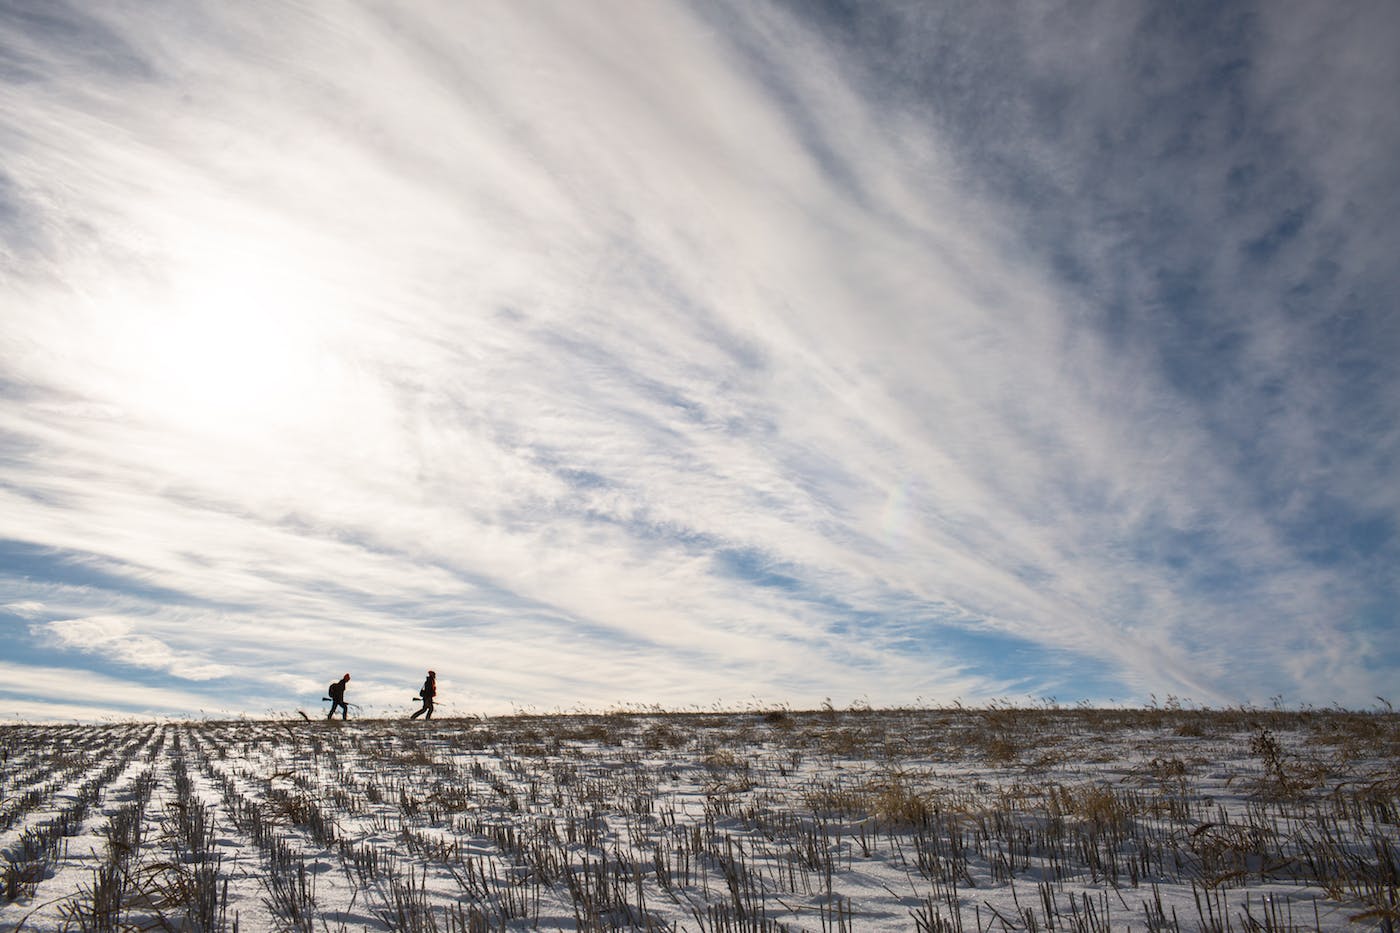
[1,0,1396,720]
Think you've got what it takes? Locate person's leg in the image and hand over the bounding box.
[424,700,433,720]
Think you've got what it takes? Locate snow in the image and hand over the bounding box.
[2,708,1396,931]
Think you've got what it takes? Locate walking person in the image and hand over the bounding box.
[410,670,436,720]
[327,673,351,720]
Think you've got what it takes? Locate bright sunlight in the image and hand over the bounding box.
[121,252,337,445]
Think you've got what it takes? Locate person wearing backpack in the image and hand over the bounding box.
[327,673,351,720]
[410,670,436,720]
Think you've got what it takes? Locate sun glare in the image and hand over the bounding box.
[124,257,335,443]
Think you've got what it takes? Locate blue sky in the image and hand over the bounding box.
[2,1,1397,720]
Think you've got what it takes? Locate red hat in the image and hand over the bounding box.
[343,673,351,680]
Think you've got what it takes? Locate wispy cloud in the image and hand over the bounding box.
[0,660,235,722]
[34,615,232,680]
[2,1,1396,718]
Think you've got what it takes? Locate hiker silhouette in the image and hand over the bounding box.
[327,673,351,720]
[410,670,436,720]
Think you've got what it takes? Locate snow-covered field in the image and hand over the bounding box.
[2,707,1396,931]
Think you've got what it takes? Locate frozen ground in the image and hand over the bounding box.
[1,707,1396,931]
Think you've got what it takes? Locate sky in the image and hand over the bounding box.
[2,1,1398,721]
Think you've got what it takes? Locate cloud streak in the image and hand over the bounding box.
[2,1,1396,718]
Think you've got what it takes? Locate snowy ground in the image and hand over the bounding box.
[1,707,1396,931]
